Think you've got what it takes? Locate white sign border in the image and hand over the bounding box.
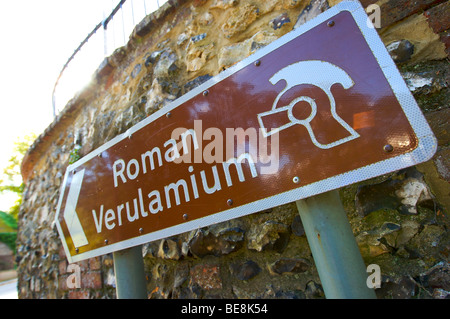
[55,1,437,263]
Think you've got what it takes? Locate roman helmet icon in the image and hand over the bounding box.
[257,60,360,149]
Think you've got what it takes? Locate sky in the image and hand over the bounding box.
[0,0,165,211]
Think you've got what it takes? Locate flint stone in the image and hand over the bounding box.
[435,150,450,182]
[391,276,418,299]
[184,74,212,93]
[104,268,116,288]
[177,33,189,46]
[211,0,239,10]
[191,33,207,43]
[218,31,277,69]
[131,63,142,79]
[158,78,181,97]
[270,13,291,30]
[396,220,420,247]
[145,50,163,66]
[294,0,329,29]
[275,289,305,299]
[432,288,450,299]
[221,4,259,38]
[232,285,254,298]
[185,42,215,72]
[304,280,324,299]
[198,11,214,26]
[355,167,433,216]
[174,263,189,288]
[410,224,445,256]
[387,40,415,63]
[247,220,290,252]
[291,215,305,237]
[157,238,181,260]
[268,258,311,275]
[142,240,160,258]
[152,49,179,78]
[231,260,261,280]
[144,78,177,114]
[188,221,245,257]
[420,262,450,291]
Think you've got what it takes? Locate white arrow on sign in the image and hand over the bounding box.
[63,169,89,248]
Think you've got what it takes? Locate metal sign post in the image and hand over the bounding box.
[113,245,147,299]
[297,190,376,298]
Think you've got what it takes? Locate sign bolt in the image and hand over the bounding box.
[166,112,171,118]
[139,228,144,234]
[203,90,209,96]
[75,248,79,253]
[254,60,261,66]
[383,144,394,153]
[293,176,300,184]
[227,199,233,206]
[183,214,189,221]
[327,20,335,27]
[104,239,109,245]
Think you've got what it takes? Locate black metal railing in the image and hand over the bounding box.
[52,0,165,117]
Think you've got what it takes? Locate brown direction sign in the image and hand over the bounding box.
[56,2,436,262]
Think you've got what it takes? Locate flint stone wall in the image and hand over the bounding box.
[18,0,450,299]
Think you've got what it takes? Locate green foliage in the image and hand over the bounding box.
[1,134,36,182]
[0,133,36,257]
[0,133,36,220]
[69,145,82,164]
[0,211,17,253]
[0,211,17,230]
[0,232,16,253]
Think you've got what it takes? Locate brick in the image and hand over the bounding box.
[78,259,89,271]
[134,14,155,38]
[59,276,69,291]
[95,58,114,81]
[380,0,445,28]
[69,290,90,299]
[132,0,187,38]
[359,0,378,8]
[82,271,103,289]
[190,264,222,290]
[424,1,450,33]
[434,148,450,182]
[58,245,66,259]
[89,257,102,270]
[59,260,67,275]
[440,31,450,55]
[425,108,450,147]
[192,0,207,7]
